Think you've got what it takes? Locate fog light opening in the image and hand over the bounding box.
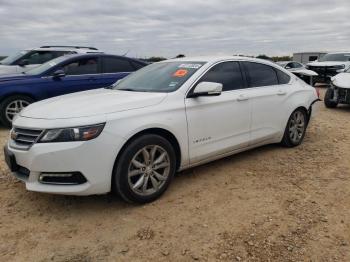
[39,172,87,185]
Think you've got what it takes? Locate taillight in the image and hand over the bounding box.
[315,88,320,98]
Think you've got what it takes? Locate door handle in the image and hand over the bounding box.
[277,90,287,96]
[237,94,249,101]
[88,77,96,81]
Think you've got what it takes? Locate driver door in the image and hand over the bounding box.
[46,56,105,98]
[185,61,251,164]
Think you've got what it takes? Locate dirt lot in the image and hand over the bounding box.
[1,88,350,262]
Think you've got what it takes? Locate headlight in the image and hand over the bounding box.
[39,123,105,143]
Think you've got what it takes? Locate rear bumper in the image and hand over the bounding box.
[308,98,321,121]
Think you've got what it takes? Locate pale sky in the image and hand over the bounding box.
[0,0,349,58]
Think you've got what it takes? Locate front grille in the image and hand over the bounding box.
[338,87,350,103]
[308,66,325,73]
[10,127,43,150]
[308,66,339,78]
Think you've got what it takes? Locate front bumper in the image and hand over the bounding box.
[307,66,340,83]
[332,85,350,104]
[5,128,126,195]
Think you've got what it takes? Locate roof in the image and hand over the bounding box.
[48,53,147,64]
[28,46,101,53]
[165,55,271,63]
[293,52,328,55]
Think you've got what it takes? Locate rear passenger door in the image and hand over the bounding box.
[100,56,140,87]
[241,61,291,144]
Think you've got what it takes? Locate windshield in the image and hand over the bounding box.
[25,55,69,75]
[319,53,350,62]
[112,61,206,92]
[0,50,29,65]
[276,62,289,67]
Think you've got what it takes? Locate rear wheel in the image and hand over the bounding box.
[281,109,307,147]
[324,88,338,108]
[0,95,34,128]
[113,134,176,203]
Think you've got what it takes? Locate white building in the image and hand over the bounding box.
[293,52,327,64]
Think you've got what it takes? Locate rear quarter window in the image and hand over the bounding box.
[102,57,135,73]
[276,69,291,84]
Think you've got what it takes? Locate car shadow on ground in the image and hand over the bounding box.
[332,104,350,112]
[14,143,281,213]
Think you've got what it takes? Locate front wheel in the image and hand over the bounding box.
[0,95,34,128]
[324,88,338,108]
[281,109,307,147]
[113,134,176,203]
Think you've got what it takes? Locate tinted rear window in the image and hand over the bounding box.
[243,62,278,87]
[102,57,135,73]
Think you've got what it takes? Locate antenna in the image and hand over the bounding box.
[122,50,130,56]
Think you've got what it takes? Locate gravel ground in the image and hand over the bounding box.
[1,88,350,262]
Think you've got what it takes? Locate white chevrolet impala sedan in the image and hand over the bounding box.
[5,56,319,203]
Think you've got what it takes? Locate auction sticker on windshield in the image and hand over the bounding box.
[178,64,202,69]
[173,69,188,77]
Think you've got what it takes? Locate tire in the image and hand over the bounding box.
[0,95,34,128]
[281,109,307,147]
[113,134,176,204]
[324,88,338,108]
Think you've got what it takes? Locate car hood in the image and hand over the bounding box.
[332,73,350,89]
[291,69,318,76]
[0,73,33,83]
[307,61,348,67]
[0,65,19,75]
[20,88,168,119]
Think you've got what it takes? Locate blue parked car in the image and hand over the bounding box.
[0,53,147,127]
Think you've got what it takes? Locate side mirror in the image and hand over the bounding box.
[285,65,291,69]
[189,82,223,98]
[18,59,29,67]
[52,69,66,79]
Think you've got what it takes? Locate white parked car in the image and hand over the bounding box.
[307,52,350,84]
[276,61,318,85]
[5,56,319,203]
[324,67,350,108]
[0,46,101,75]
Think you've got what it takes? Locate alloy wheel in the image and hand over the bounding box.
[128,145,170,196]
[288,111,305,144]
[5,99,30,123]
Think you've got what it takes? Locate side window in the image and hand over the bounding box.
[62,57,99,75]
[292,62,303,68]
[18,51,56,65]
[243,62,278,87]
[309,56,318,61]
[130,61,146,70]
[102,57,135,73]
[197,62,244,91]
[286,62,293,69]
[276,69,291,84]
